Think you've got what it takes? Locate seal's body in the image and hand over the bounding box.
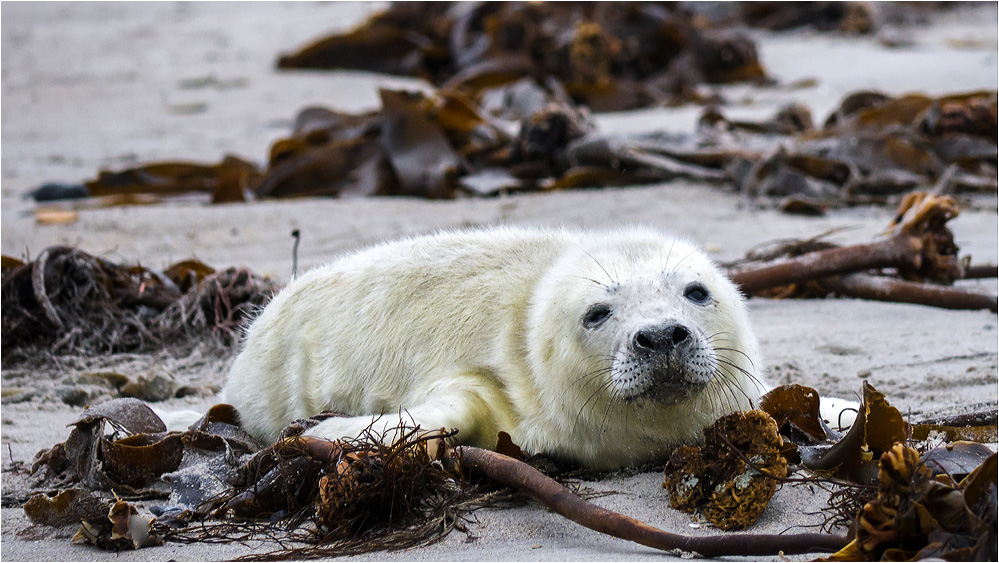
[223,227,764,469]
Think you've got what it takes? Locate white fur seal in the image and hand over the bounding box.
[221,226,765,469]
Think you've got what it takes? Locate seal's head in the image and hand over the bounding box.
[526,228,763,466]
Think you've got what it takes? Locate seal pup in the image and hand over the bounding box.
[222,226,765,470]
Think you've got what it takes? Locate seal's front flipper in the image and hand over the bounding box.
[302,371,515,448]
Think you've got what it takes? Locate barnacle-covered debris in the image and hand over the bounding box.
[1,247,277,364]
[663,410,788,530]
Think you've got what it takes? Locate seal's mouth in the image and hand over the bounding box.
[629,375,706,404]
[609,332,717,402]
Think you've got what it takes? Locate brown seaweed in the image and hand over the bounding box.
[820,447,997,562]
[277,2,768,112]
[1,248,278,364]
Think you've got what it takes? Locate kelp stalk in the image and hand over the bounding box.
[455,446,848,557]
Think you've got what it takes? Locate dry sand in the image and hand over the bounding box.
[2,2,997,561]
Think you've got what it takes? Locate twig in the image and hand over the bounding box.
[291,230,301,280]
[455,446,848,558]
[821,273,997,312]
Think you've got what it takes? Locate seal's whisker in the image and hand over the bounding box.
[710,368,741,413]
[576,378,616,427]
[659,238,677,274]
[570,366,613,386]
[577,276,610,290]
[668,248,699,275]
[716,356,765,395]
[715,356,762,392]
[580,247,617,286]
[711,345,756,369]
[715,362,756,409]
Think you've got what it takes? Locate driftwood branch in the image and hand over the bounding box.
[727,193,997,312]
[455,445,848,558]
[964,263,998,279]
[729,233,919,294]
[822,273,998,313]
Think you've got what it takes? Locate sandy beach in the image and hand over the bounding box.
[2,2,997,561]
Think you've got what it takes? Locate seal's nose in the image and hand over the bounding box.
[633,324,690,354]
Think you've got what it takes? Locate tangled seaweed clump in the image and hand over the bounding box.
[663,410,788,530]
[195,424,474,560]
[0,247,278,364]
[821,445,997,562]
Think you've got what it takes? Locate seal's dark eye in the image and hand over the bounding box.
[684,283,710,304]
[582,304,612,329]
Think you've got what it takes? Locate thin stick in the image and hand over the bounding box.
[291,230,301,280]
[822,273,997,312]
[455,446,848,558]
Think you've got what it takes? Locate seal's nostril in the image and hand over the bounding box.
[671,325,689,345]
[635,331,655,351]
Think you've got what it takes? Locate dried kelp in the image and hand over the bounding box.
[31,399,179,496]
[23,488,109,528]
[748,3,873,32]
[28,157,263,205]
[277,2,768,112]
[800,383,911,486]
[820,447,997,562]
[30,400,259,510]
[28,86,997,208]
[160,424,484,561]
[662,410,788,530]
[756,381,998,548]
[741,90,998,207]
[1,247,277,364]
